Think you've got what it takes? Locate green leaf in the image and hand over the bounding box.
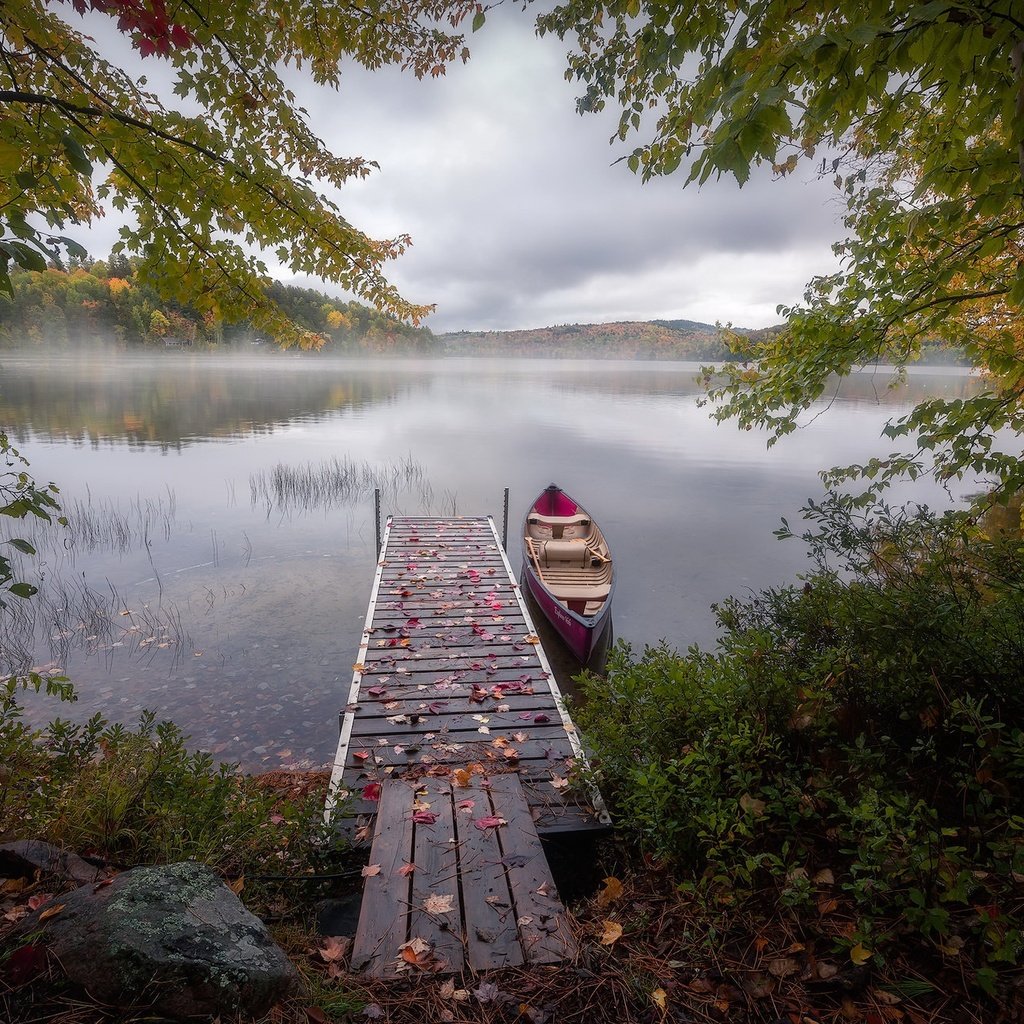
[61,134,93,176]
[8,582,37,599]
[472,10,485,31]
[6,539,36,555]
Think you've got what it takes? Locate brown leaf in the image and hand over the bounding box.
[423,893,455,914]
[397,862,416,876]
[599,919,623,945]
[319,936,351,963]
[596,876,623,905]
[361,863,381,877]
[767,957,800,978]
[739,792,767,817]
[305,1008,330,1024]
[228,875,245,895]
[38,903,65,922]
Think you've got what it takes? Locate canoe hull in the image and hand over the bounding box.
[522,560,612,663]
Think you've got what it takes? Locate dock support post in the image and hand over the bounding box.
[374,488,381,555]
[502,487,510,551]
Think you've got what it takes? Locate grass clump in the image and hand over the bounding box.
[0,675,344,913]
[574,494,1024,1008]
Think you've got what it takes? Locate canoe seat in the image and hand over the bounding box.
[548,582,612,601]
[542,539,590,566]
[528,513,590,540]
[528,514,590,528]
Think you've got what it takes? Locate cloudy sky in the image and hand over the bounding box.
[79,5,847,333]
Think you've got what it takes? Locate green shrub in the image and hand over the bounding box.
[575,496,1024,980]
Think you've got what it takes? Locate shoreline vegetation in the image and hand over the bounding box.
[0,261,968,364]
[2,495,1023,1022]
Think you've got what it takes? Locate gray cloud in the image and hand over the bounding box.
[71,6,846,332]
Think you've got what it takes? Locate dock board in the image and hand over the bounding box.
[327,516,610,840]
[351,773,576,977]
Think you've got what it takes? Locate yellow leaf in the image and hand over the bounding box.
[38,903,66,922]
[352,662,366,673]
[599,920,623,945]
[739,792,766,817]
[596,876,623,906]
[651,988,667,1011]
[850,942,872,966]
[228,875,245,895]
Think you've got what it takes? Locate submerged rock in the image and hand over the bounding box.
[20,861,299,1019]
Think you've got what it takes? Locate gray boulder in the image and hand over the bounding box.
[20,861,299,1019]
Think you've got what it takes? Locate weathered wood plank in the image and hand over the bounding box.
[456,776,524,970]
[487,774,577,964]
[351,779,415,977]
[407,778,465,972]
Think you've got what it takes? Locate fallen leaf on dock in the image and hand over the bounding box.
[423,893,455,914]
[361,864,381,877]
[474,815,507,830]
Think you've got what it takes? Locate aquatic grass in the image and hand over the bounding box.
[0,571,192,676]
[249,454,426,514]
[2,487,180,557]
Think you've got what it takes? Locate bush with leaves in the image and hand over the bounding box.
[575,496,1024,986]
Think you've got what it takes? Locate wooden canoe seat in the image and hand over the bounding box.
[528,513,590,540]
[548,582,612,601]
[542,539,589,566]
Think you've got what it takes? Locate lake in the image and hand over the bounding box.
[0,352,983,771]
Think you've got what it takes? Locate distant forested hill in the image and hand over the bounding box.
[0,259,434,352]
[438,320,737,359]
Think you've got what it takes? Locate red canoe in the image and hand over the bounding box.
[520,484,614,663]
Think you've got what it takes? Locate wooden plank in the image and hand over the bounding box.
[407,778,465,972]
[456,776,524,970]
[351,779,415,977]
[487,774,577,964]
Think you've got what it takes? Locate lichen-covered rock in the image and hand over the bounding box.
[20,861,299,1019]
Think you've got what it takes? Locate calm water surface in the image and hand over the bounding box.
[0,353,983,769]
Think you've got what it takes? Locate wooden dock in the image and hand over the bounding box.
[327,515,610,976]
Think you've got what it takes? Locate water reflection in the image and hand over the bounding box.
[0,353,991,770]
[0,353,982,447]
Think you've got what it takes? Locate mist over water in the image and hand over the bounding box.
[0,351,986,770]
